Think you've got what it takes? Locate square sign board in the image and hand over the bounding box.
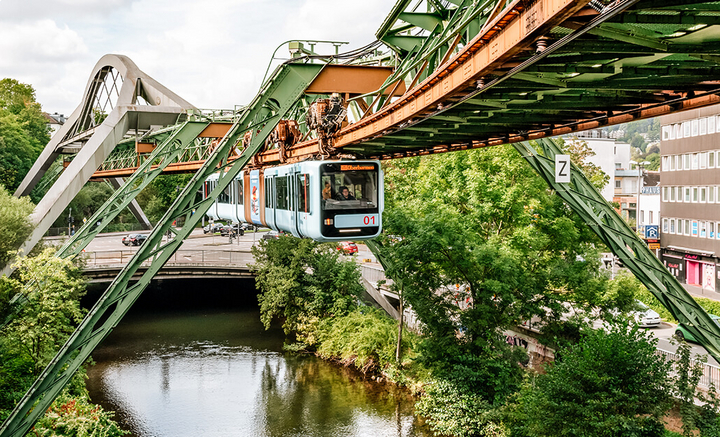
[555,154,571,183]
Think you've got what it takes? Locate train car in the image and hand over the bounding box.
[204,160,383,241]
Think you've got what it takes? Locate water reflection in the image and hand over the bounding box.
[86,309,432,437]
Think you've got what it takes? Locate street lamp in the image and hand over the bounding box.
[629,160,650,233]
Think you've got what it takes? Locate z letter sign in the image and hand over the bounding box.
[555,154,571,183]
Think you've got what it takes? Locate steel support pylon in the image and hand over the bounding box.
[513,137,720,363]
[0,62,324,437]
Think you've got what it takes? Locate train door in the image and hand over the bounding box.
[233,176,244,223]
[295,171,310,238]
[265,174,276,231]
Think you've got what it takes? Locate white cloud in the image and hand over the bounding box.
[0,0,393,115]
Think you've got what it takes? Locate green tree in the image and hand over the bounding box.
[250,235,363,339]
[645,152,661,171]
[1,249,86,373]
[508,322,673,437]
[379,145,636,433]
[0,78,50,193]
[0,249,127,435]
[0,184,35,270]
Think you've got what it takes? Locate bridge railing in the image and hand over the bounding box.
[81,249,252,267]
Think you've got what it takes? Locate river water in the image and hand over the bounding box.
[85,280,434,437]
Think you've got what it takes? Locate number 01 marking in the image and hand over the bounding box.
[363,216,376,225]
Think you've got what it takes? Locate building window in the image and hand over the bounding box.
[711,222,716,239]
[670,219,675,234]
[639,210,644,225]
[717,221,720,240]
[700,117,708,135]
[615,162,621,169]
[691,187,697,202]
[701,187,707,203]
[649,211,653,224]
[621,202,628,209]
[692,119,699,136]
[701,221,707,238]
[684,121,692,137]
[615,180,622,189]
[710,116,717,134]
[710,151,716,169]
[685,219,691,235]
[676,123,682,139]
[692,220,699,237]
[684,154,691,170]
[663,218,669,233]
[700,152,707,169]
[692,153,699,170]
[710,186,715,204]
[663,186,668,202]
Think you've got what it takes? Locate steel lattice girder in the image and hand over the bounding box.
[513,137,720,363]
[55,120,210,259]
[0,62,324,437]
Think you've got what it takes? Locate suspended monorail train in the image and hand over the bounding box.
[204,160,383,241]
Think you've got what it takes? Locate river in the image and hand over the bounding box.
[85,279,434,437]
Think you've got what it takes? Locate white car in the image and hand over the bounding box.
[631,300,662,328]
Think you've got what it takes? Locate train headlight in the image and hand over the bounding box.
[324,218,334,226]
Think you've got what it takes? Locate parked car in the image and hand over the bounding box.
[675,314,720,342]
[262,230,283,240]
[631,300,662,328]
[337,241,358,254]
[122,234,148,246]
[220,224,244,236]
[203,222,225,234]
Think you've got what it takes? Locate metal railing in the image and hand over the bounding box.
[360,264,394,290]
[657,348,720,390]
[81,249,252,268]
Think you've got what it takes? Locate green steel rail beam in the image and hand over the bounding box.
[513,137,720,363]
[0,62,324,437]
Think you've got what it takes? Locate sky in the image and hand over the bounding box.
[0,0,390,116]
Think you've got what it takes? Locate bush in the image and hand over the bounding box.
[507,322,673,437]
[315,307,413,373]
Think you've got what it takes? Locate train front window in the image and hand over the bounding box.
[321,163,378,210]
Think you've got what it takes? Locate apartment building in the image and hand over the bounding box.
[660,107,720,296]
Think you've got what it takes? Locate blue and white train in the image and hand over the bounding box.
[204,160,383,241]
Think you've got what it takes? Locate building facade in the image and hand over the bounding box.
[660,107,720,296]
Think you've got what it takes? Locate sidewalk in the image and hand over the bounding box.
[684,283,720,302]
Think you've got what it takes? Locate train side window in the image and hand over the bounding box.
[233,179,243,205]
[265,177,272,208]
[276,176,288,210]
[218,181,231,203]
[297,173,310,213]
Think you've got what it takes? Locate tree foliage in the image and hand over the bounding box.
[0,249,126,435]
[0,78,49,193]
[507,322,673,437]
[378,145,645,434]
[0,184,35,269]
[1,249,86,372]
[250,235,363,337]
